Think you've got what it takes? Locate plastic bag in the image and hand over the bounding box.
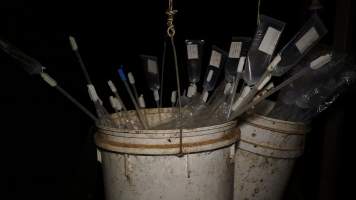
[243,15,285,85]
[272,14,327,76]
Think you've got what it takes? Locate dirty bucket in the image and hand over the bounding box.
[233,114,309,200]
[95,108,239,200]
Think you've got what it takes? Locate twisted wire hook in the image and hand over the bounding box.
[166,0,178,38]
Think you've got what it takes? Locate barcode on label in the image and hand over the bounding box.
[187,44,199,59]
[209,50,222,68]
[258,27,281,55]
[147,59,158,74]
[295,27,319,53]
[228,42,242,58]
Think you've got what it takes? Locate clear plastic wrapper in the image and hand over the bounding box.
[243,15,285,85]
[140,55,160,106]
[279,50,347,105]
[202,46,227,93]
[186,40,205,83]
[297,69,355,110]
[272,14,328,76]
[228,16,327,112]
[268,60,356,122]
[224,37,251,83]
[140,55,160,91]
[0,39,43,75]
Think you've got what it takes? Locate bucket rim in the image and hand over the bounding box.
[245,113,309,126]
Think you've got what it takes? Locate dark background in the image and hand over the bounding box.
[1,0,355,199]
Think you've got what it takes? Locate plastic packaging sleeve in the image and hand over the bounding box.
[243,15,285,85]
[140,55,160,90]
[186,40,204,83]
[271,14,328,76]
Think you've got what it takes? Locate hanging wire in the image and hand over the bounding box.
[165,0,184,156]
[159,40,167,107]
[257,0,262,25]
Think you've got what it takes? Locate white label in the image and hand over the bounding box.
[209,50,222,68]
[258,27,281,55]
[237,57,246,73]
[147,59,158,74]
[228,42,242,58]
[295,27,319,53]
[187,44,199,59]
[206,70,214,82]
[310,54,332,70]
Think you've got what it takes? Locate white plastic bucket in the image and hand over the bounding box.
[95,108,239,200]
[233,114,309,200]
